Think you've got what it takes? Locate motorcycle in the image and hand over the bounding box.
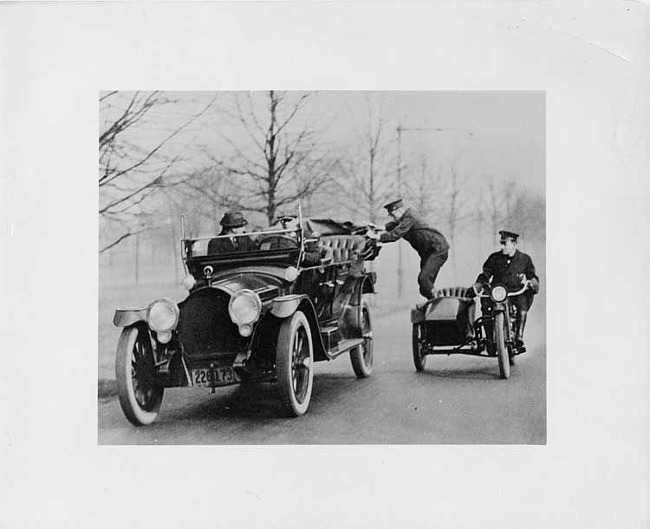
[411,282,530,379]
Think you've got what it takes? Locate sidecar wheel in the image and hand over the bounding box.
[276,311,314,417]
[412,323,427,372]
[115,324,164,426]
[495,312,510,379]
[350,299,373,378]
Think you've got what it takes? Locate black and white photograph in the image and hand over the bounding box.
[98,90,546,444]
[1,2,648,528]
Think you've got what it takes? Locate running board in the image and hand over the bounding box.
[327,338,363,359]
[429,344,477,353]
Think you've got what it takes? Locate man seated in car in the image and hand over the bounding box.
[473,230,539,352]
[267,214,333,266]
[207,211,255,254]
[301,231,334,267]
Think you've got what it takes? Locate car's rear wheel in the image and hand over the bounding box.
[276,311,314,416]
[350,299,373,378]
[412,323,427,372]
[495,312,510,379]
[115,324,164,426]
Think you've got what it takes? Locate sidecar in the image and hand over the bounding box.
[411,285,524,378]
[411,287,481,372]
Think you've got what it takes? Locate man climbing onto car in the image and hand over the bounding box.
[377,198,450,299]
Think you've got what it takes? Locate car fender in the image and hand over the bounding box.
[411,307,426,324]
[271,295,327,361]
[270,294,306,318]
[113,308,148,328]
[361,273,376,294]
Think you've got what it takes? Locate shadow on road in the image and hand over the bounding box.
[414,367,502,380]
[146,372,369,423]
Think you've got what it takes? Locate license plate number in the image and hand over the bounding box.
[192,366,240,387]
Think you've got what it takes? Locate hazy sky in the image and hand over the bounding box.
[102,90,545,196]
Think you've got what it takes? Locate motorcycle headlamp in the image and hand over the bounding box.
[147,298,180,333]
[228,289,262,326]
[491,285,508,302]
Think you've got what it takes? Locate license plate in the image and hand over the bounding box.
[192,366,240,387]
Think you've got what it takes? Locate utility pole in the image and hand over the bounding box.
[394,124,474,296]
[396,123,404,298]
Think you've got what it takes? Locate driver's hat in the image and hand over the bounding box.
[383,198,404,213]
[220,210,248,228]
[499,230,519,243]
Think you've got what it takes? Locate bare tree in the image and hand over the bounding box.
[189,91,333,226]
[502,187,546,242]
[334,101,395,223]
[99,91,216,252]
[479,177,545,244]
[404,155,445,221]
[443,163,476,279]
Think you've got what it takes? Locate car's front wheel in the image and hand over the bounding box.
[276,311,314,417]
[350,299,373,378]
[115,324,164,426]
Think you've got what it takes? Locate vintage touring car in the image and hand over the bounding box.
[113,215,381,424]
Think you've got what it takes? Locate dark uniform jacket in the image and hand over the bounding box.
[380,208,449,259]
[477,249,539,292]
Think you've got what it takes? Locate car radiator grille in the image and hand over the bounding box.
[177,289,247,359]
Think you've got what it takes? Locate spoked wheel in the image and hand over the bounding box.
[508,345,516,366]
[495,312,510,379]
[412,323,427,372]
[115,324,164,426]
[276,311,314,417]
[350,299,373,378]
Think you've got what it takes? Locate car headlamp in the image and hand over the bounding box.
[228,289,262,326]
[181,274,196,290]
[157,331,172,344]
[491,285,508,302]
[147,298,180,332]
[284,266,299,282]
[239,324,253,337]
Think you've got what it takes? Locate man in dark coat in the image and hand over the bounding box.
[208,211,255,254]
[379,199,450,299]
[474,230,540,351]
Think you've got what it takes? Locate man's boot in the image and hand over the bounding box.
[515,310,528,353]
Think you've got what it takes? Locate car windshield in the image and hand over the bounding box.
[185,227,301,258]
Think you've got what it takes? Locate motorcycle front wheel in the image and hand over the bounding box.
[495,312,510,379]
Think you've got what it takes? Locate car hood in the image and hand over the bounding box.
[209,267,288,300]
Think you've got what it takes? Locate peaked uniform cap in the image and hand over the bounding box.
[220,211,248,228]
[499,230,520,242]
[383,198,404,212]
[276,213,298,222]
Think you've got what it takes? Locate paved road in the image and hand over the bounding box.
[98,306,546,445]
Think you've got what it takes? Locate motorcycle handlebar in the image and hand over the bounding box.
[474,283,529,297]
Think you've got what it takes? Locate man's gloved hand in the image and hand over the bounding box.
[526,278,540,293]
